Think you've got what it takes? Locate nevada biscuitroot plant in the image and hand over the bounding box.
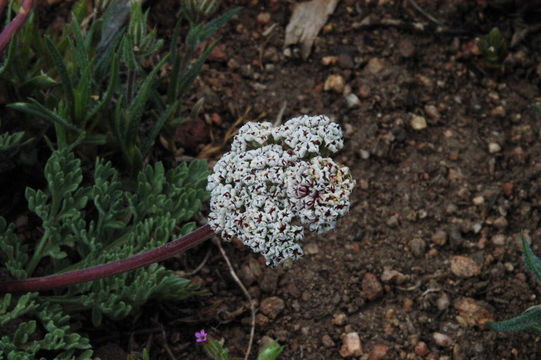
[1,115,355,290]
[0,115,355,358]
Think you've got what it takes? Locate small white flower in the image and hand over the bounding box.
[207,115,355,266]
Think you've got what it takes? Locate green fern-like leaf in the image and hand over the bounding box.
[0,217,28,280]
[0,293,93,359]
[2,149,209,355]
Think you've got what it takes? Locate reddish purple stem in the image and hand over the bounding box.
[0,224,215,294]
[0,0,34,54]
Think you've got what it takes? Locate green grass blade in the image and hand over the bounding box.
[69,14,90,69]
[488,306,541,333]
[522,234,541,283]
[141,102,178,157]
[45,37,75,112]
[177,39,219,99]
[8,100,82,133]
[125,55,169,140]
[87,54,120,123]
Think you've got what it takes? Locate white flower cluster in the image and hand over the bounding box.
[207,115,355,266]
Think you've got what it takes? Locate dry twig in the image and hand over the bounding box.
[213,238,255,360]
[407,0,445,27]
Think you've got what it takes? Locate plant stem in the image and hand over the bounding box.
[25,228,51,275]
[0,224,215,294]
[0,0,34,54]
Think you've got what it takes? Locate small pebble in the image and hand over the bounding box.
[409,238,427,257]
[369,344,389,360]
[305,242,319,255]
[318,334,333,348]
[366,57,385,74]
[433,332,452,347]
[502,182,514,197]
[431,229,448,246]
[359,179,369,190]
[424,104,441,120]
[436,293,450,311]
[360,150,370,159]
[386,215,399,228]
[491,105,506,117]
[414,341,429,356]
[340,332,363,357]
[358,84,371,98]
[488,142,501,153]
[256,313,270,326]
[491,234,506,246]
[450,256,480,278]
[332,313,347,326]
[493,216,508,229]
[259,297,285,319]
[321,56,338,66]
[398,38,416,57]
[446,203,458,214]
[381,268,408,284]
[256,12,271,24]
[362,273,383,300]
[454,297,494,328]
[410,114,427,130]
[324,74,345,93]
[345,93,361,107]
[472,196,484,206]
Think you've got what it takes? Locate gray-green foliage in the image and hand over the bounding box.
[5,0,240,173]
[0,150,209,358]
[0,293,93,360]
[488,235,541,334]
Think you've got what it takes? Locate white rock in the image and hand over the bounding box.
[410,114,427,130]
[433,332,452,347]
[488,142,501,153]
[345,93,361,108]
[339,332,362,357]
[472,196,484,206]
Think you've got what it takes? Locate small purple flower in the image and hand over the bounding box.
[195,329,208,343]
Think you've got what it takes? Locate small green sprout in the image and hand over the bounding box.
[477,27,507,68]
[197,330,284,360]
[257,341,285,360]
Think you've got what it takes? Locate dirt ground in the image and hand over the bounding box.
[46,0,541,359]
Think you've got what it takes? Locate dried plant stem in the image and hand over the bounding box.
[214,238,255,360]
[407,0,445,27]
[0,0,34,53]
[0,224,215,294]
